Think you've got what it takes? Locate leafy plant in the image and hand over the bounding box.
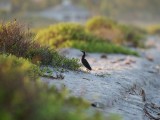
[119,24,146,47]
[86,16,117,31]
[0,20,33,57]
[0,54,106,120]
[35,23,98,48]
[71,40,138,55]
[147,25,160,35]
[86,16,146,47]
[0,21,80,70]
[26,46,81,70]
[0,54,41,80]
[35,22,138,55]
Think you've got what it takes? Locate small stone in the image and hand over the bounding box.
[146,55,154,61]
[125,58,136,65]
[91,102,105,109]
[101,54,107,59]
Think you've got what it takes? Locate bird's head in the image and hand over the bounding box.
[81,51,85,54]
[81,51,86,56]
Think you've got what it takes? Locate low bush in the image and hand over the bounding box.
[0,20,33,57]
[26,47,81,70]
[147,25,160,35]
[71,40,138,55]
[35,23,138,55]
[86,16,117,31]
[35,23,100,48]
[0,54,41,80]
[119,24,146,47]
[0,21,80,70]
[0,54,105,120]
[86,16,146,47]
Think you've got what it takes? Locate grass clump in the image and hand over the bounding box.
[35,23,138,55]
[0,21,80,70]
[0,54,105,120]
[86,16,146,47]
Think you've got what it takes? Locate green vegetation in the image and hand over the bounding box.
[0,21,121,120]
[0,21,80,70]
[0,54,41,79]
[86,16,146,47]
[72,40,137,55]
[147,25,160,35]
[35,22,138,56]
[0,54,105,120]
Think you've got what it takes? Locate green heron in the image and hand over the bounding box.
[81,51,92,71]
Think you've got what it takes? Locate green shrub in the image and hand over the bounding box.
[86,16,123,44]
[35,23,138,55]
[119,24,146,47]
[86,16,146,47]
[26,46,81,70]
[86,16,117,31]
[0,21,80,70]
[0,21,33,57]
[35,23,100,48]
[147,25,160,35]
[71,40,138,55]
[0,54,41,80]
[0,54,105,120]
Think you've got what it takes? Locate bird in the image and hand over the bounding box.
[81,51,92,71]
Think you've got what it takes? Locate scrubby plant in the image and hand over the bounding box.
[35,23,138,55]
[0,21,80,70]
[147,25,160,35]
[0,54,41,80]
[0,54,106,120]
[72,40,138,55]
[119,24,146,47]
[0,20,33,57]
[86,16,123,43]
[35,23,99,48]
[86,16,117,31]
[26,46,81,70]
[86,16,146,47]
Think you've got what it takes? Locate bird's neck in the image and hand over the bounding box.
[82,52,85,59]
[82,54,85,59]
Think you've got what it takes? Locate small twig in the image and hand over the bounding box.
[141,89,146,102]
[82,78,90,80]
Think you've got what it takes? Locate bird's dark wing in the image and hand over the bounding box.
[82,59,92,70]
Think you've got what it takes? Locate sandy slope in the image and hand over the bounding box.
[41,36,160,120]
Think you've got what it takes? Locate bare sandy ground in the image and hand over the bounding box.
[41,36,160,120]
